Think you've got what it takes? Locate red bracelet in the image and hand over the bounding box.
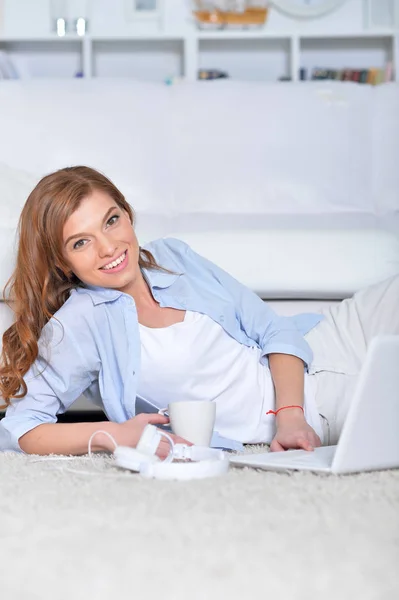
[266,405,304,416]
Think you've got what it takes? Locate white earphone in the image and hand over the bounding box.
[30,424,230,481]
[95,424,230,481]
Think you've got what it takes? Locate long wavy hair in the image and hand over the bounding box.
[0,166,164,407]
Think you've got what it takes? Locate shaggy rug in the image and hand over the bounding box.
[0,448,398,600]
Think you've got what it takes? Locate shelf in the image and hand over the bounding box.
[0,29,397,83]
[0,35,83,42]
[0,30,397,43]
[296,30,396,39]
[196,30,292,40]
[91,34,184,42]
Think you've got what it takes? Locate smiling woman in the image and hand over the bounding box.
[0,166,166,404]
[1,165,398,458]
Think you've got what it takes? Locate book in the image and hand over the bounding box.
[385,62,393,82]
[0,51,19,79]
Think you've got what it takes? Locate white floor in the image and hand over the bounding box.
[1,448,398,600]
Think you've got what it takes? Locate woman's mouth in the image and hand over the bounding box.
[100,250,128,274]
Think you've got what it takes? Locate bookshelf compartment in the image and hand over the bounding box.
[198,38,291,82]
[0,40,83,79]
[299,36,394,83]
[92,39,184,81]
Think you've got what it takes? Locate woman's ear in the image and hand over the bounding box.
[55,262,72,280]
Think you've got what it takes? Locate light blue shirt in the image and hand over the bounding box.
[1,238,323,451]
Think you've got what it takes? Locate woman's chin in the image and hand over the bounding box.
[104,271,137,292]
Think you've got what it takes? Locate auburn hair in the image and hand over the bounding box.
[0,166,164,407]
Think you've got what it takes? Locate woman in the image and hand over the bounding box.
[1,167,398,457]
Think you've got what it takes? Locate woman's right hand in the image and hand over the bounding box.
[116,413,191,459]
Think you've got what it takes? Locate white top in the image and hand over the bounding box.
[137,311,323,444]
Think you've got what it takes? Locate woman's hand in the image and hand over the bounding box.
[115,413,191,459]
[270,412,321,453]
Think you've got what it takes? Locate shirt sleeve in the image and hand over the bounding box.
[179,239,317,369]
[1,317,93,451]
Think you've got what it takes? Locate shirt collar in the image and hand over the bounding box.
[142,265,182,290]
[75,267,182,306]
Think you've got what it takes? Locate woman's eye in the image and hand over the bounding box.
[73,239,86,250]
[107,215,119,227]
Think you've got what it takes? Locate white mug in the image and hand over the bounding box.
[158,400,216,446]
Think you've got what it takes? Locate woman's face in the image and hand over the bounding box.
[62,190,141,294]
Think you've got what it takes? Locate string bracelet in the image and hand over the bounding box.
[266,405,304,416]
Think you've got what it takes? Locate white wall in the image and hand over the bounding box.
[0,0,372,36]
[0,0,396,81]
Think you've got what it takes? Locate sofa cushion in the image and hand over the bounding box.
[0,301,14,340]
[170,228,399,299]
[0,162,37,229]
[1,227,398,300]
[1,79,397,219]
[372,84,399,215]
[0,227,18,300]
[0,80,174,215]
[169,81,374,216]
[0,163,37,300]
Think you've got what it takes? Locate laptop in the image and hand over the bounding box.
[229,336,399,474]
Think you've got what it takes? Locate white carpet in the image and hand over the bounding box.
[1,449,398,600]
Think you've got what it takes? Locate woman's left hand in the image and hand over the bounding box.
[270,413,321,452]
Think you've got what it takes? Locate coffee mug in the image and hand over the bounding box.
[158,400,216,446]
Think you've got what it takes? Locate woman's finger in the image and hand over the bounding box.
[270,439,285,452]
[156,439,171,459]
[314,435,322,448]
[144,413,170,425]
[298,436,314,451]
[169,433,193,445]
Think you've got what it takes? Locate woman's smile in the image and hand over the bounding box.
[100,250,129,274]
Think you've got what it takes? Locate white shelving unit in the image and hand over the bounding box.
[0,29,398,82]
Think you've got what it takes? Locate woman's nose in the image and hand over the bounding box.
[97,235,116,258]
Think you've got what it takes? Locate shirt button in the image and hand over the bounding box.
[219,315,224,322]
[132,371,135,376]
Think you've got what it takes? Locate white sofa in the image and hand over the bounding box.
[0,78,398,411]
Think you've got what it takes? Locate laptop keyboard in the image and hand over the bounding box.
[230,445,336,469]
[268,445,335,467]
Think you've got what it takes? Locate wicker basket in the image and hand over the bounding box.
[193,1,269,29]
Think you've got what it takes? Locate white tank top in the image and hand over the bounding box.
[137,311,322,444]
